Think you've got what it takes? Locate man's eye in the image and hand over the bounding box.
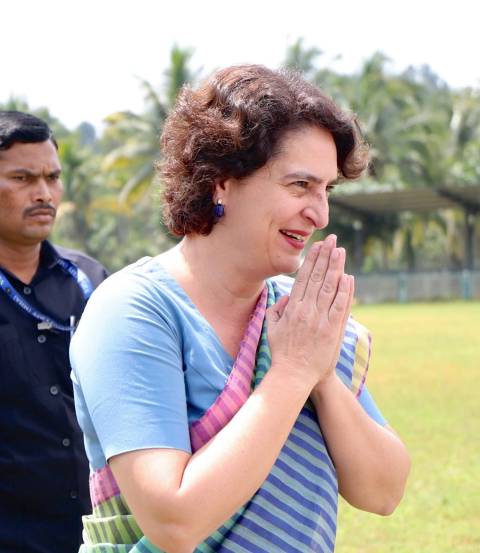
[48,174,60,182]
[294,181,309,189]
[12,175,27,182]
[326,184,336,193]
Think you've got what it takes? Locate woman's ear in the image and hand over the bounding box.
[214,177,233,203]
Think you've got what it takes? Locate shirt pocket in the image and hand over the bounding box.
[0,323,30,398]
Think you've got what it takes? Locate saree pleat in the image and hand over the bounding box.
[80,280,371,552]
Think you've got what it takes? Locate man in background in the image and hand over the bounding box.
[0,111,107,552]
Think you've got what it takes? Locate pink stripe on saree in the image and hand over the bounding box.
[89,463,120,508]
[189,286,267,452]
[89,286,268,506]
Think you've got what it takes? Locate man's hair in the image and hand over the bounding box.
[160,64,370,236]
[0,111,57,151]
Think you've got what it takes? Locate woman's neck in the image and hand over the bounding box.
[160,234,265,320]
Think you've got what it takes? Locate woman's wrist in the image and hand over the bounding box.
[310,372,342,403]
[266,359,318,398]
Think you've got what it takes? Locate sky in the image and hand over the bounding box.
[3,0,479,131]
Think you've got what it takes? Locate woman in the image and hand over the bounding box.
[71,65,410,553]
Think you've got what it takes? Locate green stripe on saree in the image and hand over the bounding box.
[80,280,371,552]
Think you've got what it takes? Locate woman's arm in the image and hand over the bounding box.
[310,375,411,515]
[111,367,315,553]
[110,236,352,553]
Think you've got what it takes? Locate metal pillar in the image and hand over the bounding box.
[465,210,476,271]
[462,210,476,299]
[353,219,364,273]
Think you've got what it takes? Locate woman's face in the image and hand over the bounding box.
[216,125,338,278]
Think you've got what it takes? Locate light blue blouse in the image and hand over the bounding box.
[70,256,385,472]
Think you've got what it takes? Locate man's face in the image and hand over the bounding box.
[0,140,63,248]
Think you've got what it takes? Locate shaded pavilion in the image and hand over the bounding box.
[329,184,480,272]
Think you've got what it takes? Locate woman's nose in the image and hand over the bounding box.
[302,195,329,230]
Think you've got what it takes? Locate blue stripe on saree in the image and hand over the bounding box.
[82,278,367,553]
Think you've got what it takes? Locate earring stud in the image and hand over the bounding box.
[214,199,225,218]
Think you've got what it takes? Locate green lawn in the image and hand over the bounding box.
[336,301,480,553]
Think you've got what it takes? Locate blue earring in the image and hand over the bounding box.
[214,199,225,218]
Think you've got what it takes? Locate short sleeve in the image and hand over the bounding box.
[70,270,191,461]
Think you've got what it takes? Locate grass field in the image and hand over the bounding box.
[336,301,480,553]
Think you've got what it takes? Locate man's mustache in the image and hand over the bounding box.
[23,204,57,217]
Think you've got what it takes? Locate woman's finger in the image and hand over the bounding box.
[301,235,336,304]
[340,274,354,331]
[288,242,322,303]
[328,272,351,324]
[326,274,354,373]
[266,295,290,324]
[316,247,345,311]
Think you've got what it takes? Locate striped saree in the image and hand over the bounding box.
[80,280,371,552]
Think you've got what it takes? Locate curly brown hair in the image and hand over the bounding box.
[160,64,369,236]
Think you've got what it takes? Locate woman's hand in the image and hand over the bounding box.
[267,234,354,389]
[109,237,356,552]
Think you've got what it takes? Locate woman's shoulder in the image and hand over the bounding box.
[79,256,190,332]
[91,256,178,300]
[71,257,187,363]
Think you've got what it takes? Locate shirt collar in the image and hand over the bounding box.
[0,241,58,282]
[39,240,62,270]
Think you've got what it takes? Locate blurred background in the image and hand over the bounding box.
[3,1,479,550]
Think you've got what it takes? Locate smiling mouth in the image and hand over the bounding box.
[279,230,307,242]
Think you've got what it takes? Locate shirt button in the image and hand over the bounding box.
[62,438,71,447]
[50,385,59,396]
[23,286,32,295]
[70,490,78,500]
[37,334,47,344]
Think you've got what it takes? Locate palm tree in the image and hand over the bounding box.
[101,45,199,204]
[283,38,322,78]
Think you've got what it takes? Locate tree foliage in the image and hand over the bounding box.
[3,42,479,272]
[282,39,480,272]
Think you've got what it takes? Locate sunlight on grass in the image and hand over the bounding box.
[337,302,480,553]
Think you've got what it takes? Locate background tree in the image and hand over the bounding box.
[4,41,478,273]
[100,45,198,203]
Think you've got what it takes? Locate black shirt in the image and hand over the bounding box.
[0,241,107,553]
